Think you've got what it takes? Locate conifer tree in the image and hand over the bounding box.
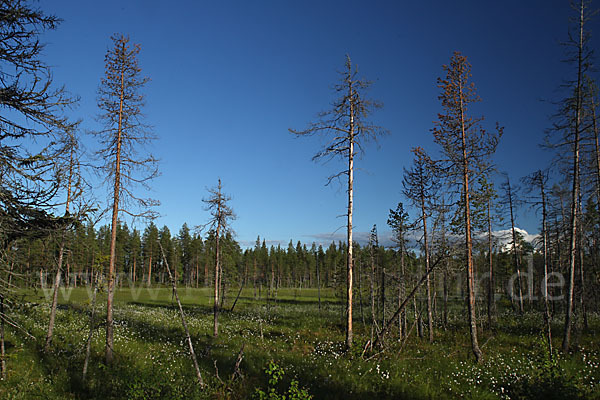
[202,179,235,337]
[93,34,158,363]
[290,55,386,348]
[432,52,501,363]
[403,147,437,343]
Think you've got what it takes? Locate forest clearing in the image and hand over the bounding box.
[2,0,600,398]
[1,287,599,399]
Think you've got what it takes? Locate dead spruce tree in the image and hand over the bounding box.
[202,179,235,337]
[500,175,525,314]
[432,52,501,363]
[522,169,553,359]
[290,55,387,348]
[93,34,158,364]
[542,0,591,352]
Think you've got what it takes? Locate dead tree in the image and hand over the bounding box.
[202,179,235,337]
[45,127,86,351]
[432,52,501,363]
[158,242,204,387]
[522,169,553,359]
[501,175,525,313]
[290,55,387,348]
[93,34,158,363]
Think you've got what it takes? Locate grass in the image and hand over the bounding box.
[1,286,599,399]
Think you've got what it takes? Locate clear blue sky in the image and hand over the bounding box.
[38,0,599,247]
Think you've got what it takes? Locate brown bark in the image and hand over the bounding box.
[460,78,483,363]
[106,40,126,364]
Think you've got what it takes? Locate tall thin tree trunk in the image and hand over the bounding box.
[460,82,483,363]
[369,252,377,344]
[507,178,524,314]
[316,254,321,312]
[563,0,584,353]
[1,294,5,380]
[45,143,75,351]
[487,197,495,329]
[83,272,98,381]
[147,253,152,286]
[420,196,434,343]
[346,100,355,349]
[540,178,553,359]
[106,49,125,364]
[213,181,222,338]
[158,243,204,387]
[381,266,386,331]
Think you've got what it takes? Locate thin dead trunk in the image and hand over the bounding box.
[346,97,354,349]
[316,254,321,312]
[563,1,584,353]
[460,82,483,363]
[230,282,244,312]
[158,242,204,387]
[374,254,444,348]
[1,294,5,380]
[213,183,222,338]
[420,195,434,343]
[106,43,125,365]
[487,197,495,329]
[45,144,75,351]
[507,178,524,314]
[83,272,99,381]
[540,179,553,359]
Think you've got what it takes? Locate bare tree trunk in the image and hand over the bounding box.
[420,196,434,343]
[45,146,74,351]
[487,198,495,329]
[346,112,354,349]
[230,282,244,313]
[158,243,204,387]
[83,272,98,381]
[370,247,376,346]
[213,180,222,338]
[1,294,5,380]
[461,86,483,363]
[589,79,600,212]
[507,177,524,314]
[443,268,448,330]
[375,255,443,348]
[563,1,584,353]
[147,253,152,286]
[541,180,553,359]
[381,266,386,331]
[316,254,321,312]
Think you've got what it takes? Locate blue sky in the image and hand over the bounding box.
[38,0,599,247]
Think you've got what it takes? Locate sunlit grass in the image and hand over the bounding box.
[1,287,599,399]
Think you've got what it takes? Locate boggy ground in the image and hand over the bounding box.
[0,287,599,399]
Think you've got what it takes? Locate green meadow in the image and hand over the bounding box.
[0,287,599,399]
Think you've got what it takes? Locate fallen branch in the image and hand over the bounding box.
[374,253,446,348]
[159,241,204,388]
